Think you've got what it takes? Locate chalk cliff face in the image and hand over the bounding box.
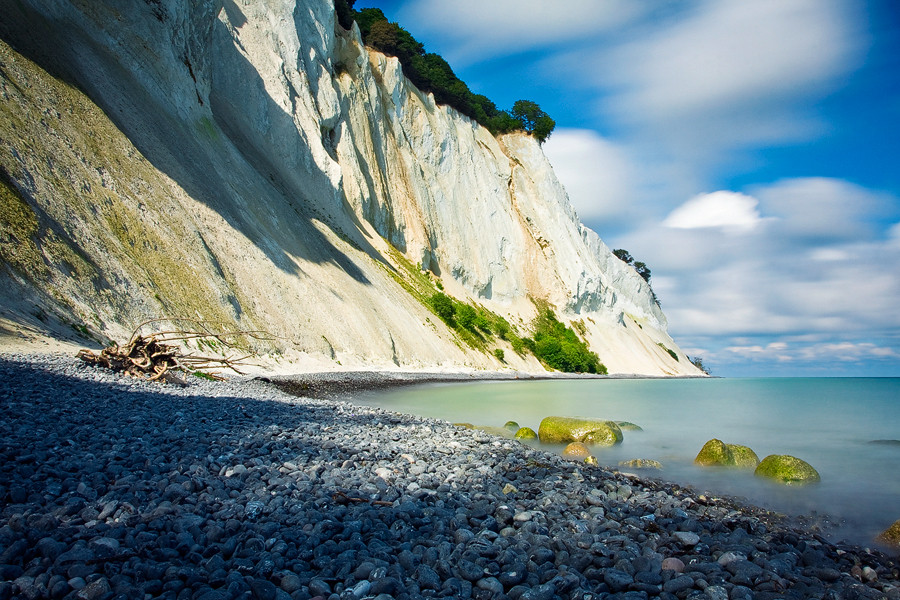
[0,0,701,375]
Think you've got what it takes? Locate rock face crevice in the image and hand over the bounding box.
[0,0,701,375]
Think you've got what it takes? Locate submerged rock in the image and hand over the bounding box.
[619,458,663,470]
[615,421,644,431]
[478,426,514,438]
[504,420,520,432]
[561,442,592,460]
[513,427,537,441]
[584,456,598,466]
[754,454,820,484]
[538,416,623,446]
[876,520,900,547]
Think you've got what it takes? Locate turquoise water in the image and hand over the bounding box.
[352,377,900,547]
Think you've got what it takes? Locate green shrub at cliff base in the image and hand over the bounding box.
[754,454,820,485]
[530,309,605,374]
[538,416,622,446]
[430,292,455,324]
[513,427,537,441]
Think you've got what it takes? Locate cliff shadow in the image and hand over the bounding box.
[0,0,381,285]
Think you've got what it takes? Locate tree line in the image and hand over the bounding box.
[335,1,556,143]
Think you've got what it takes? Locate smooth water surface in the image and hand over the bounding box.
[352,377,900,546]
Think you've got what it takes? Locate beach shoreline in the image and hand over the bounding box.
[1,352,897,600]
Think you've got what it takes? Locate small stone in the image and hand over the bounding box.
[502,483,518,494]
[521,583,555,600]
[76,577,110,600]
[603,568,633,592]
[476,577,504,595]
[513,511,533,522]
[350,580,370,599]
[862,566,878,582]
[67,578,86,591]
[417,565,440,590]
[672,531,700,546]
[279,574,302,594]
[661,558,685,573]
[716,551,746,566]
[705,585,728,600]
[663,575,694,594]
[308,579,331,597]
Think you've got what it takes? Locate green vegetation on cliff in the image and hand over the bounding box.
[525,308,605,374]
[336,2,556,142]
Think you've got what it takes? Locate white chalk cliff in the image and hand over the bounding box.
[0,0,702,375]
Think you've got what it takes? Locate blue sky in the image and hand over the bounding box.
[355,0,900,376]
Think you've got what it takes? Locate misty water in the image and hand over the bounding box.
[353,377,900,547]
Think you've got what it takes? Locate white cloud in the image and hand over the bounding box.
[397,0,645,64]
[542,129,636,223]
[754,178,896,242]
[539,0,867,176]
[615,178,900,346]
[723,341,900,364]
[663,191,761,230]
[603,0,860,119]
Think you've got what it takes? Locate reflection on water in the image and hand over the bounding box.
[352,377,900,547]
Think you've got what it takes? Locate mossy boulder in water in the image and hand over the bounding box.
[876,520,900,548]
[694,439,735,466]
[514,427,537,441]
[538,416,623,446]
[754,455,820,485]
[694,439,759,469]
[581,424,624,447]
[562,442,591,460]
[504,421,520,432]
[728,444,760,468]
[619,458,663,470]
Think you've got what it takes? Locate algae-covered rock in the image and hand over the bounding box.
[513,427,537,441]
[694,439,736,466]
[504,420,520,432]
[562,442,591,460]
[615,421,644,431]
[876,520,900,547]
[453,423,475,429]
[584,456,598,466]
[619,458,663,470]
[727,444,760,468]
[754,455,820,485]
[538,416,623,446]
[581,423,624,447]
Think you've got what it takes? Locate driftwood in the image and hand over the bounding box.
[77,319,270,383]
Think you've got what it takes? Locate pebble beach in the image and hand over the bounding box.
[1,354,898,600]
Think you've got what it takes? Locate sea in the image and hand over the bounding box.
[351,377,900,548]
